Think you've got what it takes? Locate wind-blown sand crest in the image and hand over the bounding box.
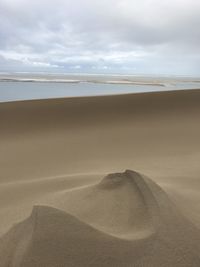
[0,170,200,267]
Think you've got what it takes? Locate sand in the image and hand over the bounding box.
[0,89,200,266]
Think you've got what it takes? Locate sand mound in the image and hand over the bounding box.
[0,170,200,267]
[51,170,156,239]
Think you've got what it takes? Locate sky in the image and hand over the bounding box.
[0,0,200,75]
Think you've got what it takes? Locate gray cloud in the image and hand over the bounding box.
[0,0,200,75]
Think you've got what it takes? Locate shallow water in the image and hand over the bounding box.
[0,74,200,102]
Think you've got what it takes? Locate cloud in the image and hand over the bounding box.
[0,0,199,75]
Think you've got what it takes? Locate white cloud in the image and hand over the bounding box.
[0,0,199,75]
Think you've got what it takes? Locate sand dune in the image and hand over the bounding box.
[46,170,154,239]
[1,89,200,266]
[1,170,200,266]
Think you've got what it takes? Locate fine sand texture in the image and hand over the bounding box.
[0,89,200,266]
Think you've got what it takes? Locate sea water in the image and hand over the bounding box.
[0,74,200,102]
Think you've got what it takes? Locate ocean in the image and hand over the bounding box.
[0,73,200,102]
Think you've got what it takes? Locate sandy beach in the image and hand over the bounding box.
[0,89,200,266]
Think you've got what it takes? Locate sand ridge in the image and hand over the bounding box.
[46,170,155,239]
[0,170,200,266]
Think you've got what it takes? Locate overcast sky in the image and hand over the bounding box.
[0,0,200,75]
